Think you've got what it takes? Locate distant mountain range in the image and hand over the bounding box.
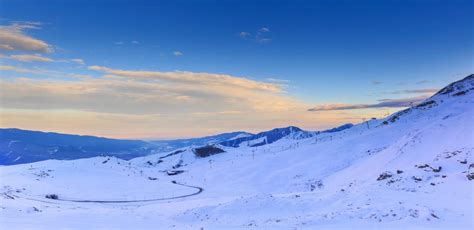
[0,123,354,165]
[0,129,155,165]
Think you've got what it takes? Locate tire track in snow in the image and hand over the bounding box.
[36,181,204,204]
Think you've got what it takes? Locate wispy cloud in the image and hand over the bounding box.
[239,32,251,38]
[9,54,53,62]
[239,27,272,44]
[87,65,284,93]
[371,80,383,85]
[257,38,272,43]
[68,73,91,79]
[308,95,428,111]
[0,65,83,78]
[69,58,85,65]
[0,65,45,74]
[386,88,438,94]
[1,54,85,65]
[416,80,432,84]
[0,21,52,52]
[114,41,142,45]
[173,51,183,56]
[256,26,271,43]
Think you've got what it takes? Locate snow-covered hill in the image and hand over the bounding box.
[0,75,472,229]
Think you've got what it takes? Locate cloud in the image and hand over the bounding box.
[256,27,271,43]
[371,80,383,85]
[239,27,272,44]
[239,32,251,38]
[9,54,53,62]
[173,51,183,56]
[257,38,272,43]
[114,41,142,45]
[87,65,284,93]
[1,54,86,65]
[0,22,52,52]
[0,65,45,74]
[308,95,428,111]
[1,66,299,117]
[416,80,431,84]
[0,65,81,78]
[70,58,85,65]
[387,88,438,94]
[68,73,92,79]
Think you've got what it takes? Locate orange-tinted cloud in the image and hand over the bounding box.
[9,54,53,62]
[0,22,52,52]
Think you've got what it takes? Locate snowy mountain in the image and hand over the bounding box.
[150,131,251,152]
[220,124,353,148]
[381,74,474,126]
[0,75,472,229]
[0,129,156,165]
[220,126,306,147]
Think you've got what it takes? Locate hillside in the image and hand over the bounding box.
[0,75,472,229]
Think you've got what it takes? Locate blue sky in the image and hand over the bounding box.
[0,0,472,138]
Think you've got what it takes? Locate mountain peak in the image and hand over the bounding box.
[433,74,474,97]
[220,126,304,148]
[267,126,303,133]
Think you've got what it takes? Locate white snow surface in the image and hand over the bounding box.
[1,77,473,229]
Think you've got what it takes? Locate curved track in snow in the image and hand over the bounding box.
[44,181,203,203]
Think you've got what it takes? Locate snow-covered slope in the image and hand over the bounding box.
[0,75,473,229]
